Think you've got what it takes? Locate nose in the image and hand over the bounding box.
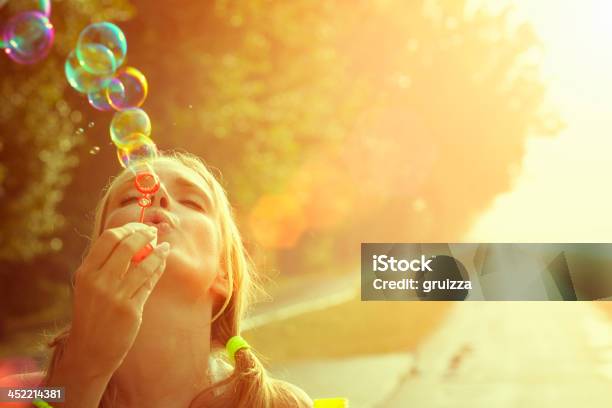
[157,195,169,209]
[150,184,170,209]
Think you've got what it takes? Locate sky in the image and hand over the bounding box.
[465,0,612,242]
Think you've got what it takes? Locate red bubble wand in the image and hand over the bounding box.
[131,171,160,263]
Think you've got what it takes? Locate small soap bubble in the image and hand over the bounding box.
[87,87,113,111]
[107,67,148,110]
[116,134,158,168]
[3,11,54,64]
[76,22,127,75]
[89,146,100,155]
[75,127,84,135]
[65,49,112,93]
[88,121,95,128]
[110,108,152,147]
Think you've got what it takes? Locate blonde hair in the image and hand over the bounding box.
[42,150,309,407]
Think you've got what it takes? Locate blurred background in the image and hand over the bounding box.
[0,0,610,406]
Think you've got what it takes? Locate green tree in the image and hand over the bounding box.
[0,0,561,337]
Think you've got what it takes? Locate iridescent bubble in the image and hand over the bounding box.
[116,134,158,168]
[3,11,54,64]
[87,87,113,111]
[65,49,111,93]
[110,108,152,147]
[39,0,51,16]
[76,22,126,75]
[89,146,100,155]
[107,67,148,110]
[77,43,116,75]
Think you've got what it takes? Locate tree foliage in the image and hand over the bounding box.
[0,0,561,329]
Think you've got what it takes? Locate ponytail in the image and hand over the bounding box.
[189,340,312,407]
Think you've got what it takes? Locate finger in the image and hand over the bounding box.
[119,242,170,298]
[85,222,155,272]
[130,249,170,304]
[99,227,158,281]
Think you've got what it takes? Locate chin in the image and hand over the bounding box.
[158,257,213,299]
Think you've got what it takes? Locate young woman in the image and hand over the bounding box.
[8,151,313,407]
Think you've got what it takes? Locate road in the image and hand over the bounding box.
[381,302,612,407]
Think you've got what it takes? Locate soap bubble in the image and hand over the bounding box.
[65,49,111,93]
[3,11,54,64]
[76,22,127,75]
[89,146,100,155]
[107,66,148,110]
[39,0,51,16]
[77,43,116,75]
[87,87,113,111]
[110,108,152,147]
[116,134,158,168]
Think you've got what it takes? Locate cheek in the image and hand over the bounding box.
[172,217,220,268]
[103,206,140,230]
[188,220,219,258]
[162,219,221,297]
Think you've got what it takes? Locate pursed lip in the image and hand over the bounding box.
[145,221,172,234]
[143,210,175,233]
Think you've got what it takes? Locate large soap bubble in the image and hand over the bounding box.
[107,66,148,110]
[3,11,54,64]
[76,22,127,75]
[116,134,158,168]
[39,0,51,16]
[110,108,152,147]
[65,49,111,93]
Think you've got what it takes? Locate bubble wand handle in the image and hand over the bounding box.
[139,204,146,223]
[132,171,160,263]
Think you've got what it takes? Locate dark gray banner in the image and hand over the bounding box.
[361,243,612,301]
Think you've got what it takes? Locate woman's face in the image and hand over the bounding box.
[103,160,223,301]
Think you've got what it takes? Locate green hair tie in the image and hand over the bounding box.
[33,398,54,408]
[226,335,251,363]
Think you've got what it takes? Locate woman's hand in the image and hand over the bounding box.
[66,222,171,378]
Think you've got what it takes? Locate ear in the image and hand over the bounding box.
[209,268,230,301]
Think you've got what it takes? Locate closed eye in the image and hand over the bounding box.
[180,199,205,211]
[120,196,138,206]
